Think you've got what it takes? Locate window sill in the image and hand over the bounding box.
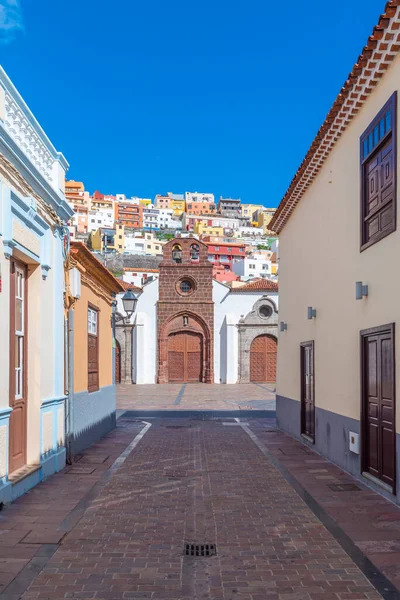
[362,471,394,495]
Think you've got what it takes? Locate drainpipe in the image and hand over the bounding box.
[66,308,75,464]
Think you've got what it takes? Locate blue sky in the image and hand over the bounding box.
[1,0,384,206]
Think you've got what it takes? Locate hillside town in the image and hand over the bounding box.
[66,181,279,286]
[3,1,400,599]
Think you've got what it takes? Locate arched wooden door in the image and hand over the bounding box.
[115,340,121,384]
[250,335,277,383]
[168,331,202,383]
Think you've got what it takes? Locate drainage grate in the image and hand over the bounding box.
[328,483,361,492]
[184,543,216,557]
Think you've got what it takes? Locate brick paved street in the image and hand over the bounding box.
[117,383,276,412]
[1,415,400,599]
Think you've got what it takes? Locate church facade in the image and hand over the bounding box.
[116,238,279,384]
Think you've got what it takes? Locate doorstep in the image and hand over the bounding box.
[8,464,40,485]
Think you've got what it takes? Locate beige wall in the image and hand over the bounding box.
[73,283,113,393]
[277,52,400,434]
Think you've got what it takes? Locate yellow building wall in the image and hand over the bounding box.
[277,52,400,433]
[91,229,102,251]
[171,200,186,216]
[193,222,224,236]
[73,283,113,393]
[139,198,152,207]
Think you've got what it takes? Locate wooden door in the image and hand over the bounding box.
[301,341,315,442]
[9,260,28,474]
[250,335,277,383]
[115,340,121,384]
[168,332,202,383]
[361,325,395,491]
[88,306,99,392]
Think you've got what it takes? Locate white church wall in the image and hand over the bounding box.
[212,281,279,383]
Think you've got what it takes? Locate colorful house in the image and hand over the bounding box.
[0,66,73,503]
[64,242,124,456]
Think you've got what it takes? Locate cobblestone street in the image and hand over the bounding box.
[1,410,400,599]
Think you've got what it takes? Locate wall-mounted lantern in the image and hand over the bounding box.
[307,306,317,320]
[280,321,287,332]
[355,281,368,300]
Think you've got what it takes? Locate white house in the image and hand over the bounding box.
[0,66,73,503]
[88,208,114,232]
[123,267,159,287]
[232,253,272,280]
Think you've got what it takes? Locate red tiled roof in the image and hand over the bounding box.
[118,279,142,292]
[270,1,400,234]
[70,242,124,294]
[230,278,278,292]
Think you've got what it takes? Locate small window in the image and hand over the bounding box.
[227,247,232,252]
[88,306,99,393]
[88,307,98,335]
[178,278,194,295]
[360,92,397,249]
[215,246,219,251]
[259,305,273,319]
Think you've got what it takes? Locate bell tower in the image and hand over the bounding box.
[157,238,214,383]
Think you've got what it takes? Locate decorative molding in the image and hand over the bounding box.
[3,239,16,259]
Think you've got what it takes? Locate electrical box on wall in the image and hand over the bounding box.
[349,431,359,454]
[70,268,81,299]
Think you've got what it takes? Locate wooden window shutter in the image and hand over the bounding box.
[361,92,397,249]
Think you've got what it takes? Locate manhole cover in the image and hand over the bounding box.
[328,483,361,492]
[184,543,216,557]
[65,466,96,475]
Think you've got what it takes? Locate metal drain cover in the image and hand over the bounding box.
[184,543,216,557]
[328,483,361,492]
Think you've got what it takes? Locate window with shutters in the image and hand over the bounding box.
[360,92,397,250]
[88,306,99,393]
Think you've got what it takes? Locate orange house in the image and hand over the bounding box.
[64,242,124,458]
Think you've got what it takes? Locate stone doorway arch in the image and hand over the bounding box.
[238,296,278,384]
[158,311,213,383]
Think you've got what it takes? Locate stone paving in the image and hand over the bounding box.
[117,383,276,412]
[0,416,400,599]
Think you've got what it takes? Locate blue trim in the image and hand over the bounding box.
[41,395,67,407]
[11,191,49,236]
[13,240,40,262]
[0,407,12,420]
[3,239,16,258]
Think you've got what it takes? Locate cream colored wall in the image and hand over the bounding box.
[73,283,113,393]
[26,264,42,464]
[277,52,400,433]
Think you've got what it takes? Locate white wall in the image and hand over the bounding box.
[213,281,279,383]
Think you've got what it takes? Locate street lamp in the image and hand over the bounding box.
[121,289,137,319]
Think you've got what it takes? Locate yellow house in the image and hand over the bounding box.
[241,203,263,219]
[193,221,224,237]
[253,208,277,234]
[65,242,124,457]
[90,224,125,254]
[170,199,186,216]
[139,198,152,207]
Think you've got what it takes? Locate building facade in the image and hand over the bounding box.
[218,196,242,218]
[116,238,279,384]
[65,242,123,456]
[0,66,73,503]
[185,191,215,204]
[115,202,143,229]
[270,2,400,504]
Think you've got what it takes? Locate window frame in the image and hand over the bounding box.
[87,304,99,393]
[360,91,397,251]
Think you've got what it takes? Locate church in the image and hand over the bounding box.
[115,238,279,384]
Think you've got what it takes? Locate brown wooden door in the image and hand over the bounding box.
[362,325,395,491]
[168,332,202,383]
[9,260,28,474]
[301,341,315,442]
[115,340,121,384]
[250,335,277,383]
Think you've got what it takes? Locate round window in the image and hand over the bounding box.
[259,305,273,319]
[179,279,193,294]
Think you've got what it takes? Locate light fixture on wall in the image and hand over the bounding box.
[307,307,317,320]
[355,281,368,300]
[280,321,287,332]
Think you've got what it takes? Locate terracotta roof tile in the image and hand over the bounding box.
[118,279,142,292]
[230,278,279,292]
[270,1,400,234]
